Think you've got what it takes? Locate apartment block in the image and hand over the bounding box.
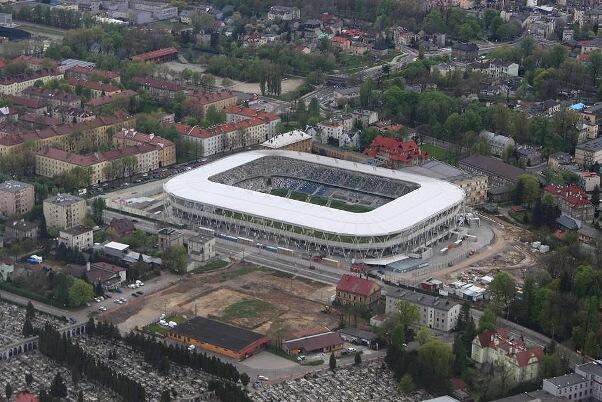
[0,180,34,217]
[43,193,86,230]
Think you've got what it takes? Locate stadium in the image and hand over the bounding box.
[164,150,465,260]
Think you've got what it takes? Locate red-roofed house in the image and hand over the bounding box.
[363,135,428,168]
[133,77,183,99]
[224,105,281,137]
[543,184,594,223]
[65,78,121,98]
[335,274,381,307]
[86,261,127,290]
[282,326,344,355]
[184,91,238,118]
[472,328,544,384]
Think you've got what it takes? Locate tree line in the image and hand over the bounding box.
[38,323,146,401]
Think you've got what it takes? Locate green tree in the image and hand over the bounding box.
[417,340,453,392]
[25,373,33,386]
[68,278,94,307]
[478,307,497,332]
[513,174,540,207]
[162,245,187,274]
[397,374,415,393]
[50,373,67,398]
[22,318,34,336]
[92,197,106,225]
[592,185,600,210]
[160,389,171,402]
[354,352,362,366]
[240,373,250,388]
[359,79,375,108]
[5,383,12,400]
[329,352,336,370]
[489,272,517,318]
[416,326,432,346]
[26,301,35,320]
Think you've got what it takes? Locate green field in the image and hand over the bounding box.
[270,189,373,213]
[221,298,274,321]
[422,143,455,163]
[192,259,230,273]
[143,315,186,336]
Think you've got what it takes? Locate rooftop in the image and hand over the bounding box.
[0,180,32,193]
[576,136,602,152]
[131,47,178,61]
[60,225,92,236]
[44,193,84,206]
[170,316,268,352]
[544,372,587,388]
[459,154,525,181]
[164,150,465,237]
[337,274,380,297]
[388,289,459,311]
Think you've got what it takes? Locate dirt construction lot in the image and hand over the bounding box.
[103,262,338,334]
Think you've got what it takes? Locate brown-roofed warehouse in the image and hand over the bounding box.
[167,316,269,360]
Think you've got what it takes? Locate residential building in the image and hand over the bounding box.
[176,118,271,158]
[267,6,300,20]
[0,70,64,95]
[36,144,159,184]
[186,91,238,118]
[167,316,269,360]
[133,77,182,100]
[578,225,602,245]
[224,105,280,137]
[65,65,121,83]
[131,47,178,62]
[339,327,378,347]
[542,372,590,401]
[579,171,601,192]
[58,226,93,250]
[43,193,86,230]
[334,86,360,105]
[65,78,121,98]
[385,289,461,332]
[543,184,595,223]
[335,274,381,308]
[575,137,602,166]
[479,130,515,158]
[282,327,343,355]
[4,219,38,242]
[261,130,312,152]
[85,90,138,111]
[157,227,183,250]
[187,234,216,268]
[21,87,81,108]
[86,261,126,290]
[0,257,14,281]
[363,136,429,168]
[472,328,544,384]
[451,42,478,61]
[106,217,135,238]
[0,180,34,217]
[516,146,544,167]
[485,60,519,78]
[0,111,134,156]
[113,128,176,167]
[352,109,379,126]
[548,152,574,170]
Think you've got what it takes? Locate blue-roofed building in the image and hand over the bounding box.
[569,102,586,111]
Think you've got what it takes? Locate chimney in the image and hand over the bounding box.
[86,262,91,272]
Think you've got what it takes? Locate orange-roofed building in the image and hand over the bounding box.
[363,135,428,168]
[472,328,544,384]
[131,47,178,63]
[335,274,381,307]
[544,184,595,223]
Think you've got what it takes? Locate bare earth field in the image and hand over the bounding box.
[103,262,338,334]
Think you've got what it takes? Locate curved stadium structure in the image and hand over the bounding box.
[164,150,465,259]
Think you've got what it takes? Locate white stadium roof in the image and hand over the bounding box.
[164,150,465,237]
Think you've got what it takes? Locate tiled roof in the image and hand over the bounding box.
[131,47,178,61]
[69,65,119,80]
[66,78,120,93]
[189,90,236,105]
[223,105,279,122]
[114,128,174,148]
[37,143,156,165]
[336,274,379,297]
[175,118,266,139]
[544,184,590,207]
[133,77,182,92]
[476,328,543,368]
[85,89,137,107]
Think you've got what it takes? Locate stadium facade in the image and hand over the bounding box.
[164,150,465,259]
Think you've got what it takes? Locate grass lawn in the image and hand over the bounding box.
[221,298,274,321]
[270,189,373,213]
[422,144,455,163]
[143,315,186,336]
[192,259,230,273]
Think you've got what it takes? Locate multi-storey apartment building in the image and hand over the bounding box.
[385,289,461,332]
[224,106,281,137]
[0,70,64,95]
[113,128,176,167]
[43,193,86,230]
[0,180,34,217]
